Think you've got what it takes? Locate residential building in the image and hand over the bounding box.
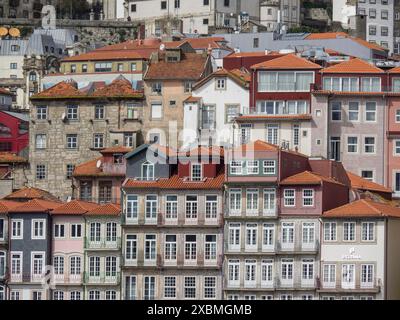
[183,68,250,147]
[320,199,400,300]
[0,88,13,111]
[29,76,144,200]
[0,153,29,198]
[259,0,300,31]
[312,58,387,185]
[0,111,29,155]
[72,146,131,204]
[83,203,122,300]
[142,48,212,148]
[121,144,224,300]
[0,0,57,19]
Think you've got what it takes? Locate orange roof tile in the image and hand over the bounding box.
[227,51,282,58]
[183,37,228,50]
[193,67,250,90]
[0,200,22,213]
[388,66,400,73]
[305,32,349,40]
[231,140,279,153]
[351,37,388,52]
[184,96,202,103]
[9,199,62,213]
[73,157,126,177]
[323,199,400,218]
[251,54,321,70]
[178,146,224,158]
[0,153,27,164]
[4,187,59,201]
[280,171,344,186]
[91,77,143,98]
[86,203,121,216]
[346,171,392,194]
[31,81,85,99]
[236,114,312,121]
[51,200,99,215]
[100,146,132,154]
[321,58,384,74]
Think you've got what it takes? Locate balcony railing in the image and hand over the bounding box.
[312,84,400,93]
[276,240,320,253]
[84,237,121,250]
[54,273,83,284]
[83,272,121,285]
[225,240,319,254]
[319,278,381,292]
[225,277,318,290]
[225,208,278,218]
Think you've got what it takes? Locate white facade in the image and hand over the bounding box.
[332,0,357,30]
[259,0,300,32]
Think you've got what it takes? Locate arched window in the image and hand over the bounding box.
[141,161,154,181]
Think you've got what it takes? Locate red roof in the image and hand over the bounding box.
[4,187,59,201]
[86,203,121,216]
[9,199,62,213]
[231,140,279,153]
[251,54,321,70]
[388,66,400,73]
[193,68,250,90]
[346,171,392,194]
[0,153,27,164]
[183,37,228,50]
[323,199,400,218]
[100,146,132,154]
[280,171,344,186]
[184,96,202,103]
[227,51,281,58]
[51,200,99,215]
[321,58,384,74]
[178,146,224,158]
[0,200,22,213]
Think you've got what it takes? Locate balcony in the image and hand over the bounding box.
[312,84,400,94]
[84,272,121,285]
[225,208,278,219]
[276,240,319,254]
[319,278,381,293]
[54,273,83,284]
[85,237,121,250]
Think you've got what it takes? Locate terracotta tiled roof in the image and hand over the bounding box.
[280,171,344,186]
[73,157,125,177]
[100,146,132,154]
[123,172,225,190]
[351,37,388,52]
[4,187,59,201]
[227,51,282,58]
[323,199,400,218]
[62,50,148,62]
[346,171,392,194]
[178,146,224,157]
[251,54,321,70]
[0,200,22,213]
[321,58,384,74]
[183,37,228,50]
[9,199,62,213]
[31,81,85,99]
[51,200,99,215]
[388,66,400,73]
[193,68,250,90]
[91,77,143,98]
[184,96,202,103]
[86,203,121,216]
[231,140,279,153]
[0,88,13,96]
[0,153,27,163]
[236,114,312,121]
[144,53,209,80]
[305,32,349,40]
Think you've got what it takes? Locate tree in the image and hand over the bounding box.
[287,25,320,34]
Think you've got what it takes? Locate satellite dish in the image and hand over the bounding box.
[96,160,102,168]
[159,44,166,51]
[9,28,20,38]
[0,27,8,37]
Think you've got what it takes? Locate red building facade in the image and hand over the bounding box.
[0,111,29,154]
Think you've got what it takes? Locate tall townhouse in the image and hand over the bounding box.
[183,68,250,148]
[121,144,224,300]
[7,198,61,300]
[312,58,387,185]
[320,198,400,300]
[50,200,99,300]
[29,76,144,200]
[241,54,322,155]
[142,48,213,148]
[72,146,132,204]
[386,66,400,198]
[83,203,122,300]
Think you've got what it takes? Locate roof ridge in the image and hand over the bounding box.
[361,199,385,216]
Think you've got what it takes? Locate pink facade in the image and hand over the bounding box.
[387,97,400,196]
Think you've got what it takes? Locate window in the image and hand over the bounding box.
[364,137,375,153]
[240,124,252,144]
[141,161,154,181]
[82,64,87,73]
[161,1,167,10]
[53,291,64,300]
[66,105,78,120]
[164,276,176,299]
[185,195,198,220]
[151,103,162,119]
[343,222,356,241]
[80,181,92,201]
[293,124,300,147]
[126,195,138,220]
[131,4,137,12]
[361,170,374,181]
[66,134,78,149]
[348,102,359,121]
[70,256,81,275]
[165,195,178,220]
[54,224,65,238]
[203,0,209,5]
[151,82,162,94]
[70,65,76,73]
[105,291,117,300]
[342,264,355,288]
[184,81,194,93]
[35,134,46,149]
[225,105,239,123]
[0,219,4,241]
[245,223,257,249]
[284,189,295,207]
[127,103,139,119]
[53,256,64,275]
[258,71,313,92]
[253,38,259,48]
[205,195,218,220]
[365,102,376,122]
[11,220,22,240]
[32,252,45,277]
[36,106,48,120]
[216,78,226,90]
[324,222,337,241]
[263,223,274,248]
[224,0,230,7]
[94,105,105,120]
[228,223,240,250]
[362,222,374,241]
[302,259,314,280]
[131,63,137,71]
[281,259,294,281]
[184,277,196,299]
[89,256,100,278]
[125,235,137,261]
[361,264,374,287]
[261,260,273,285]
[89,223,101,243]
[106,222,117,243]
[204,277,216,299]
[205,235,217,261]
[145,235,156,261]
[185,235,197,261]
[369,8,376,18]
[347,137,358,153]
[323,264,336,286]
[266,124,279,145]
[263,160,276,174]
[282,222,294,245]
[71,224,82,238]
[11,252,22,276]
[369,25,377,36]
[10,63,17,69]
[203,18,209,25]
[36,164,46,180]
[228,259,240,286]
[124,133,134,147]
[88,290,100,300]
[302,189,314,207]
[229,189,241,214]
[0,252,5,278]
[330,102,342,121]
[246,189,258,213]
[230,160,242,175]
[93,133,104,149]
[245,259,256,286]
[94,62,112,72]
[144,276,156,300]
[32,220,45,239]
[165,235,177,261]
[263,189,276,214]
[125,276,136,300]
[66,164,75,179]
[145,195,157,221]
[191,164,202,181]
[302,222,315,244]
[105,256,117,278]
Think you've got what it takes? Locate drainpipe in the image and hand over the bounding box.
[384,218,388,299]
[120,187,127,300]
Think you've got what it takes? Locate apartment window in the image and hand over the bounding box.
[165,235,177,261]
[361,264,374,286]
[93,133,104,149]
[263,223,274,247]
[82,64,88,73]
[228,223,240,250]
[164,276,176,299]
[224,0,230,7]
[203,0,209,5]
[11,253,22,275]
[261,260,273,285]
[362,222,375,241]
[343,222,356,241]
[70,256,81,275]
[342,264,355,288]
[369,8,376,18]
[54,224,65,238]
[263,189,276,213]
[348,102,359,121]
[324,222,337,241]
[125,235,137,261]
[105,256,117,278]
[71,224,82,238]
[330,102,342,121]
[70,65,76,73]
[205,235,217,261]
[205,195,218,219]
[66,105,78,120]
[204,277,216,299]
[281,259,294,281]
[266,124,279,145]
[203,18,209,25]
[245,223,257,249]
[302,189,314,207]
[361,170,374,181]
[258,71,314,92]
[10,291,20,300]
[165,195,178,220]
[105,291,116,300]
[106,222,117,243]
[229,189,241,214]
[88,290,100,300]
[302,223,315,244]
[80,181,92,201]
[125,276,136,300]
[10,63,17,69]
[66,164,75,179]
[161,1,167,9]
[263,160,276,174]
[0,252,5,278]
[53,291,64,300]
[245,259,256,285]
[32,291,43,300]
[32,220,45,239]
[144,235,156,261]
[369,25,377,36]
[0,219,4,241]
[131,63,137,71]
[94,62,112,72]
[185,235,196,261]
[141,161,154,181]
[32,253,45,277]
[185,195,198,219]
[293,124,300,146]
[246,189,259,213]
[89,223,101,243]
[191,164,202,181]
[94,105,105,120]
[184,277,196,299]
[381,10,388,20]
[144,276,156,300]
[228,260,240,286]
[364,137,375,153]
[282,222,294,244]
[37,106,48,120]
[253,38,259,48]
[347,137,358,153]
[240,124,252,144]
[36,164,46,180]
[131,4,136,12]
[124,133,134,147]
[245,160,258,175]
[302,259,314,280]
[35,134,47,149]
[126,195,138,220]
[216,78,226,90]
[151,82,162,94]
[66,134,78,149]
[145,195,157,221]
[323,264,336,286]
[53,256,64,275]
[151,103,162,119]
[230,161,242,175]
[284,189,295,207]
[365,102,377,121]
[395,141,400,156]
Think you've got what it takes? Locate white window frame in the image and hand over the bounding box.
[263,160,276,175]
[302,189,314,207]
[324,222,337,241]
[361,222,375,242]
[11,219,23,240]
[343,222,356,242]
[284,189,296,207]
[191,163,202,181]
[230,160,243,175]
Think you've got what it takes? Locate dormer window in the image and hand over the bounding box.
[216,78,226,90]
[142,161,154,181]
[191,164,202,181]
